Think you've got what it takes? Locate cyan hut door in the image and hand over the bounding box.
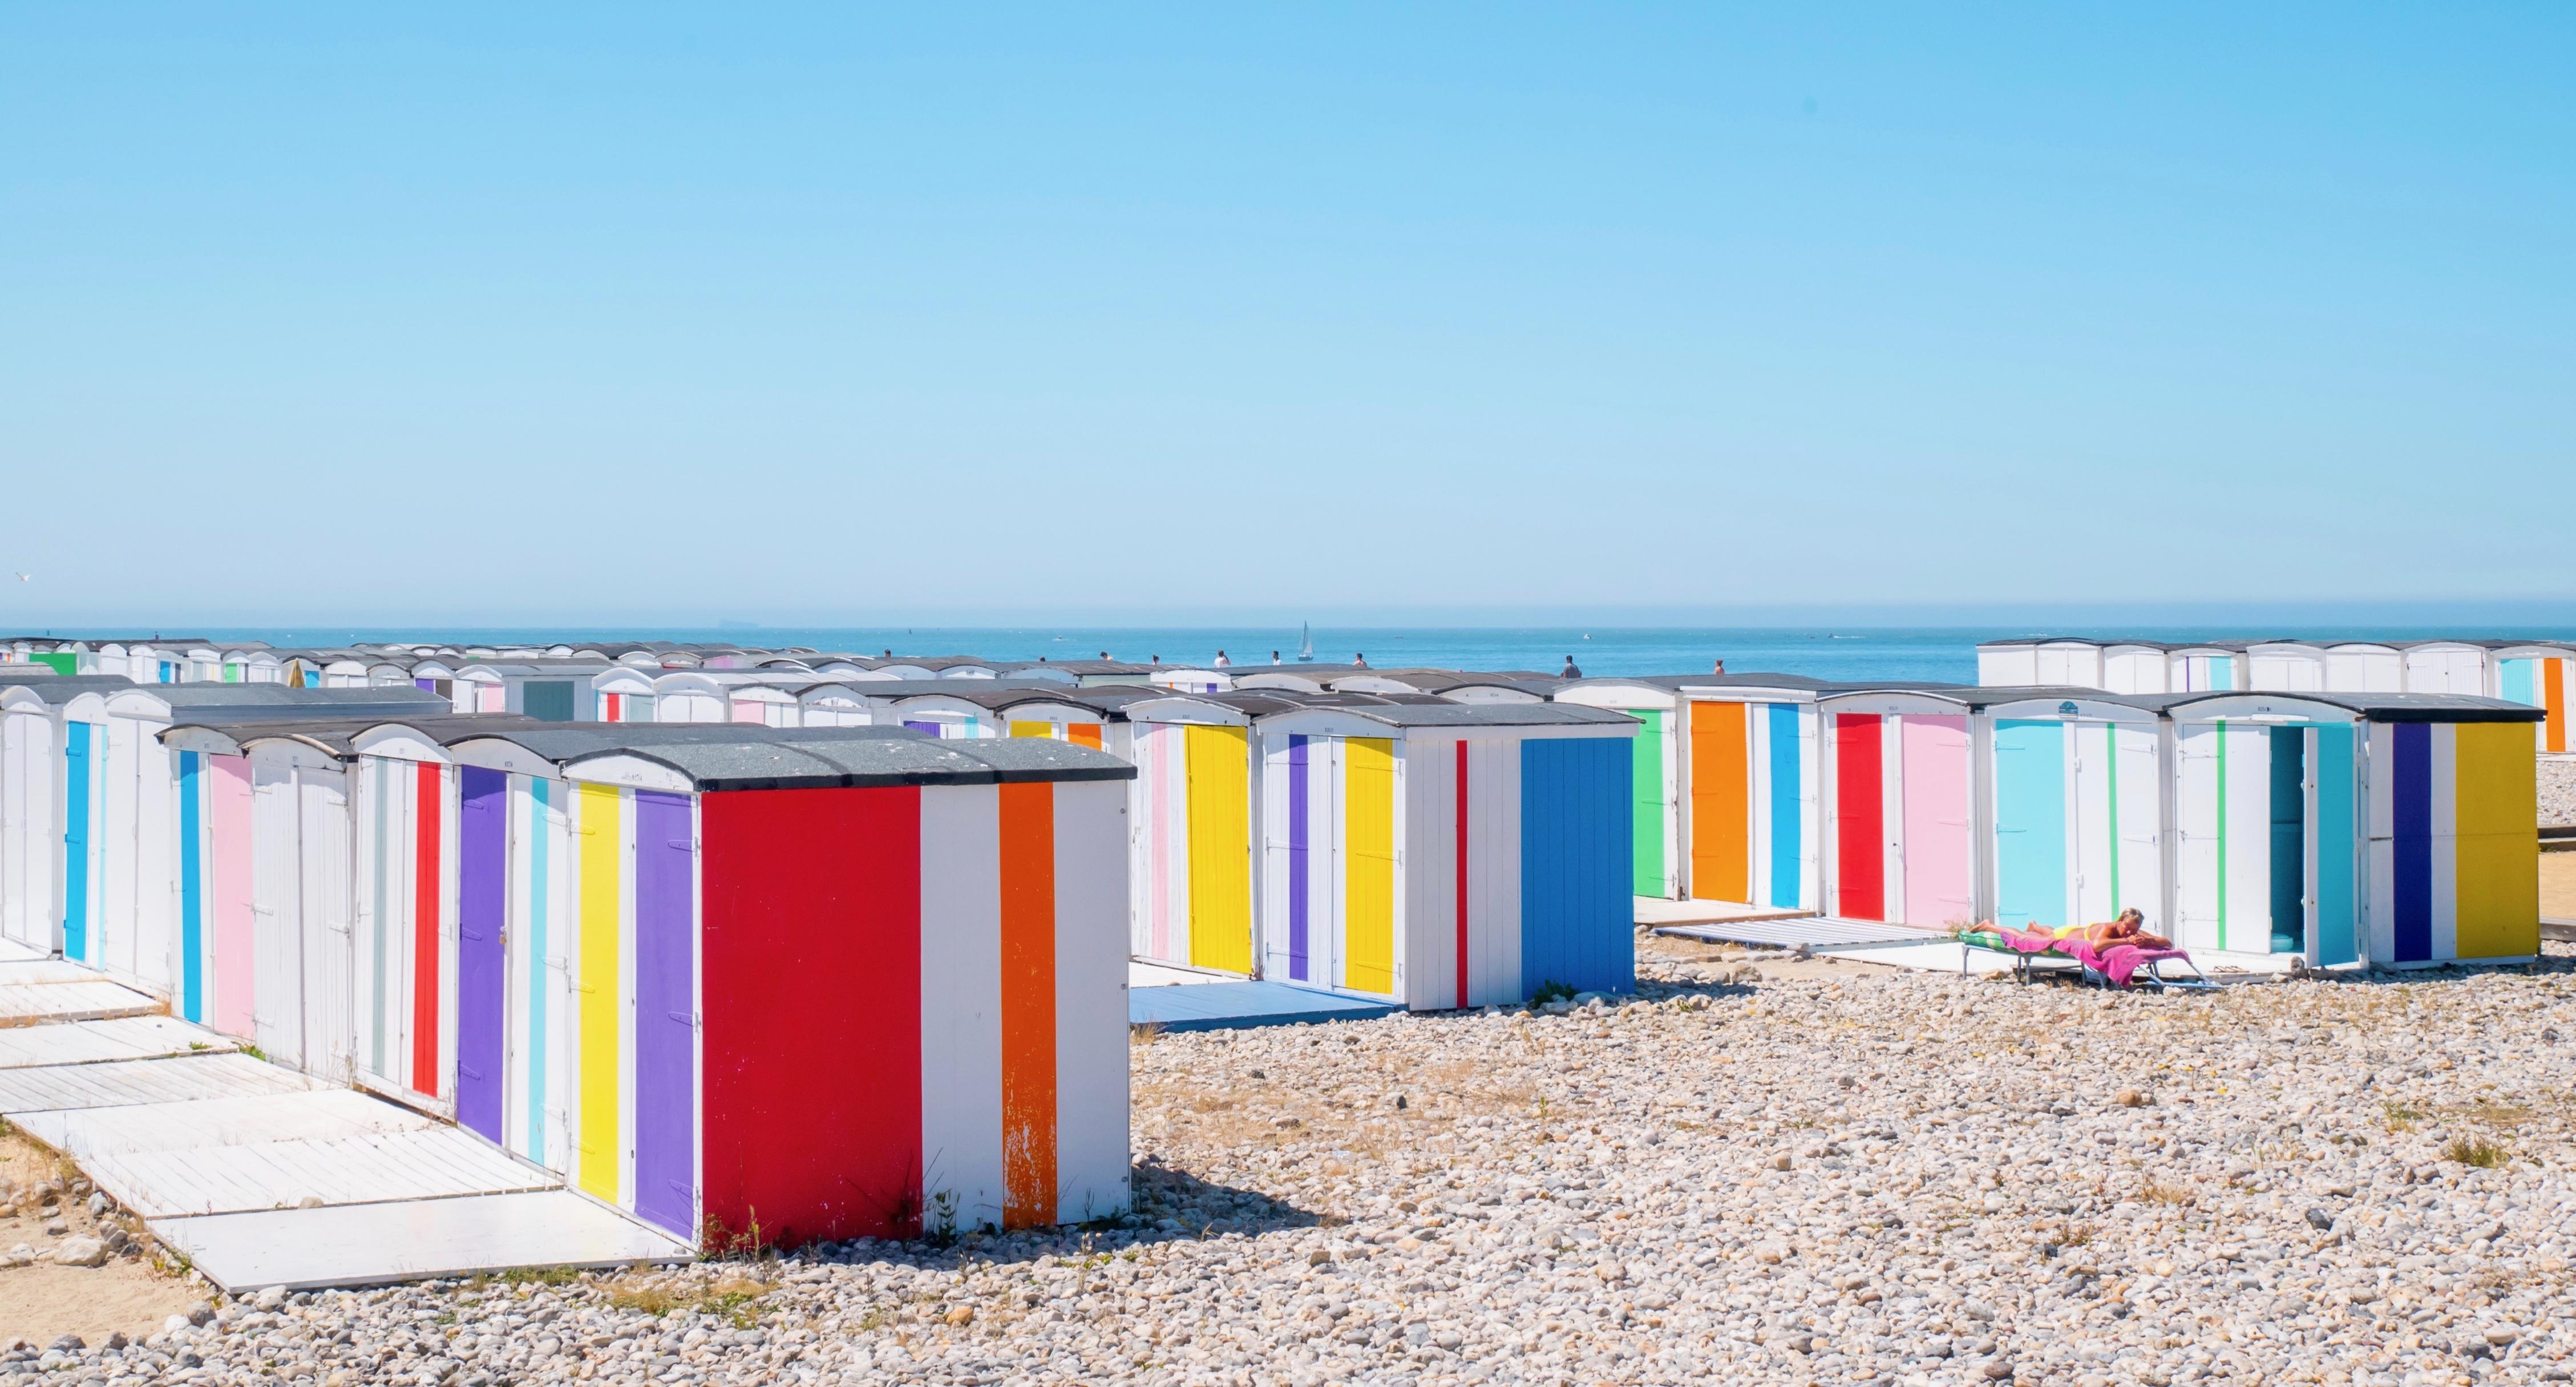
[1991,721,2069,931]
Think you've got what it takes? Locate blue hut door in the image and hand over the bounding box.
[63,722,92,964]
[1991,721,2068,931]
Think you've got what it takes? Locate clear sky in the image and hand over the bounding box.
[4,6,2570,626]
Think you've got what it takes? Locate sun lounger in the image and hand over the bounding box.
[1954,928,2217,993]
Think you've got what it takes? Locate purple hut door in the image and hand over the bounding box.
[633,790,698,1238]
[455,767,509,1142]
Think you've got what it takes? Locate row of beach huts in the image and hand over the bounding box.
[0,631,2555,1253]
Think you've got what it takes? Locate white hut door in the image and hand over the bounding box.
[2070,723,2116,930]
[2113,727,2165,932]
[251,766,307,1069]
[100,717,140,982]
[2172,726,2222,952]
[300,769,356,1085]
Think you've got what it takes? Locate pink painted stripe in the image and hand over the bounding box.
[208,755,256,1037]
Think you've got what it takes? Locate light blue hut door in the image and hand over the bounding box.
[63,722,93,964]
[1991,721,2069,931]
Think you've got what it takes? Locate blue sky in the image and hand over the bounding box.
[4,6,2570,626]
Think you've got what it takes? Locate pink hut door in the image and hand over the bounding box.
[1899,716,1974,928]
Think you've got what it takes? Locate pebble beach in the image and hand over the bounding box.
[8,938,2573,1386]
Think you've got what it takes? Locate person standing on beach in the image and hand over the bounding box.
[1561,656,1583,678]
[1353,653,1368,668]
[1213,650,1231,666]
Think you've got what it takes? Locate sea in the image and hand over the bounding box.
[155,624,2576,686]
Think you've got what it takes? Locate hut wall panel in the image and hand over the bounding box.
[2113,726,2165,929]
[178,753,207,1021]
[135,726,180,995]
[1049,779,1131,1224]
[1877,716,1906,919]
[1628,710,1669,898]
[1980,649,2040,685]
[358,757,407,1090]
[2071,724,2117,929]
[2219,724,2273,952]
[1182,726,1252,974]
[1688,702,1750,904]
[250,764,304,1066]
[1464,738,1526,1008]
[701,785,924,1246]
[415,763,452,1100]
[2268,729,2307,953]
[100,717,140,982]
[996,782,1057,1230]
[1517,737,1633,998]
[631,789,698,1239]
[1991,720,2068,931]
[2,713,58,951]
[919,783,1006,1235]
[2175,728,2220,951]
[1401,736,1459,1009]
[1260,733,1345,988]
[1342,738,1397,996]
[1130,725,1187,964]
[1832,714,1885,921]
[300,767,355,1086]
[456,768,509,1145]
[1774,703,1815,909]
[1899,715,1973,928]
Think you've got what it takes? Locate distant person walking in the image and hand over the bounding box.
[1561,656,1583,679]
[1270,650,1281,664]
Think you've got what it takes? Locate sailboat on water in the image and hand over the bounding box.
[1296,622,1315,663]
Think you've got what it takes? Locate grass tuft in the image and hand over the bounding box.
[2444,1135,2508,1168]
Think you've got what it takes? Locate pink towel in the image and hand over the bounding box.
[2065,940,2190,988]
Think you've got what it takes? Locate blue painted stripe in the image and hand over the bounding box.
[179,751,204,1022]
[2392,723,2432,963]
[1519,737,1634,1000]
[2313,726,2358,967]
[1992,719,2068,930]
[527,777,550,1167]
[1765,703,1801,908]
[63,721,91,962]
[1287,735,1309,982]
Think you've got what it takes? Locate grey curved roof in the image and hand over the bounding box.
[450,722,1134,789]
[1258,702,1638,729]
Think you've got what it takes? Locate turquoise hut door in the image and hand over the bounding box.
[1991,721,2069,931]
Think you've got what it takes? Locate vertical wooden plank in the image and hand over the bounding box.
[1343,737,1397,995]
[1051,779,1130,1224]
[576,782,623,1200]
[1687,702,1749,904]
[179,753,203,1022]
[63,721,90,964]
[701,786,924,1246]
[1765,704,1804,909]
[920,784,1004,1236]
[2389,722,2432,964]
[1833,714,1885,921]
[1183,725,1252,974]
[998,782,1057,1230]
[211,755,260,1044]
[1287,734,1310,982]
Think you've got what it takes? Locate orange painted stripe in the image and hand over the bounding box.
[2547,660,2567,755]
[997,781,1058,1229]
[1068,723,1103,750]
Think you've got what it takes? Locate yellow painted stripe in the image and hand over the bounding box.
[1344,737,1396,994]
[1183,725,1253,973]
[1008,720,1057,739]
[576,782,623,1202]
[2452,721,2538,959]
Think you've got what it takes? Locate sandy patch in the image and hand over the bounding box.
[2544,847,2576,919]
[0,1126,202,1348]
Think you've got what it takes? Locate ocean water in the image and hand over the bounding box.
[153,622,2576,686]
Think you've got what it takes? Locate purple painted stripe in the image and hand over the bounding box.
[633,789,698,1238]
[1288,735,1309,981]
[2392,723,2432,964]
[455,767,509,1142]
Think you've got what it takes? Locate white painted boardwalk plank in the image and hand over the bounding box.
[0,978,162,1024]
[0,959,113,986]
[15,1091,431,1158]
[0,1015,237,1069]
[0,1053,320,1114]
[97,1127,557,1218]
[152,1191,694,1292]
[0,939,43,963]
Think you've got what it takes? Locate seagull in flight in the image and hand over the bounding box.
[10,572,26,582]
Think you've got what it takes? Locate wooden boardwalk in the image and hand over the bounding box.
[1,1007,691,1290]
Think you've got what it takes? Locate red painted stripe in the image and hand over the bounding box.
[699,786,923,1246]
[411,762,443,1097]
[1455,741,1469,1009]
[1833,714,1885,921]
[998,782,1058,1229]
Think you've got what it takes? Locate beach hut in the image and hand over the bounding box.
[2324,642,2406,694]
[795,683,875,727]
[1248,702,1637,1009]
[2243,642,2329,693]
[159,715,537,1077]
[0,675,141,953]
[651,672,728,722]
[58,685,451,997]
[2167,644,2245,693]
[1980,692,2177,936]
[1123,693,1278,976]
[2487,644,2574,754]
[2097,644,2174,694]
[1550,677,1698,900]
[1972,640,2103,688]
[2399,641,2492,696]
[1809,687,1991,929]
[1667,677,1837,913]
[2163,692,2539,968]
[1147,668,1233,694]
[434,724,1135,1243]
[992,688,1166,754]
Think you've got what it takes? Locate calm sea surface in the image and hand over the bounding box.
[162,625,2576,686]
